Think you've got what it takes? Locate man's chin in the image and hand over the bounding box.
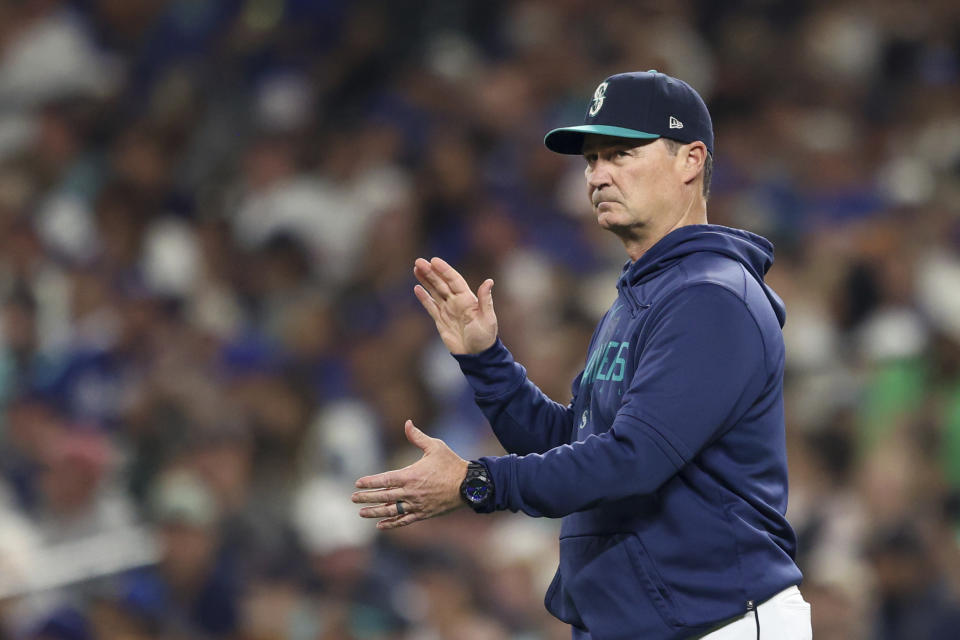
[597,214,644,237]
[597,210,628,228]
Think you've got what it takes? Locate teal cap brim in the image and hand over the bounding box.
[543,125,661,155]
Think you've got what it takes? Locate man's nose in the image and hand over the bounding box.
[587,162,612,189]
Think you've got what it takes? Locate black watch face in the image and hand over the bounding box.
[465,478,490,503]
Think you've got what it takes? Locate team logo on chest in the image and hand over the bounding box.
[589,82,608,117]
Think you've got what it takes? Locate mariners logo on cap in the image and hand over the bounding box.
[588,82,608,117]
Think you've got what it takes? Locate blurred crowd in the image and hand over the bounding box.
[0,0,958,638]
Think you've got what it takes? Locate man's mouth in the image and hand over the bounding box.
[592,193,617,208]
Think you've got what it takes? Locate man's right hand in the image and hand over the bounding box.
[413,257,498,355]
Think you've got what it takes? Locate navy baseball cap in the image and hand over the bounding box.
[544,70,713,156]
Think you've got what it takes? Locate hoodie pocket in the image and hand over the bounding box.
[559,534,684,638]
[621,533,687,628]
[543,566,586,629]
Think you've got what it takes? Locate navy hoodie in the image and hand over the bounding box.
[454,225,802,639]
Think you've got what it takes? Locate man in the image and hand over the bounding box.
[353,71,811,639]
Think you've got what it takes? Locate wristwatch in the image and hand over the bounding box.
[460,461,494,511]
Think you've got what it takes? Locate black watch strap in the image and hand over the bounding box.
[460,461,495,512]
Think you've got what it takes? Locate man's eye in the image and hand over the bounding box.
[616,150,630,158]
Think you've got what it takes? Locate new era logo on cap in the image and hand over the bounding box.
[543,70,714,155]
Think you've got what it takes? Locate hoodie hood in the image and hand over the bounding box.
[617,224,786,327]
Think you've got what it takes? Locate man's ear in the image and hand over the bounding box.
[680,142,707,186]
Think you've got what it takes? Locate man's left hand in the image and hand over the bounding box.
[353,420,469,529]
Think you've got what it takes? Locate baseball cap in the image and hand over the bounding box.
[544,70,713,156]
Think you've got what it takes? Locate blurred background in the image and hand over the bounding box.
[0,0,958,638]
